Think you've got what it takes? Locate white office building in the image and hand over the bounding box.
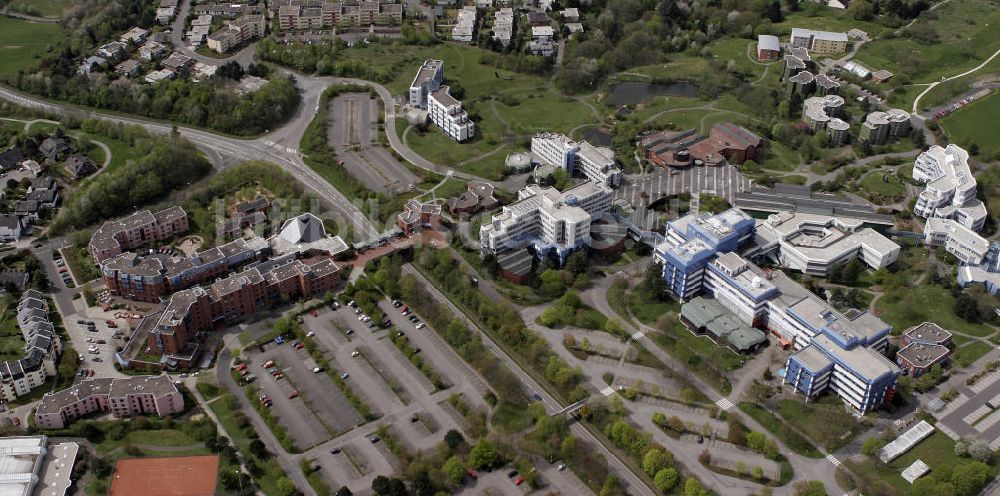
[531,132,622,188]
[409,59,444,109]
[493,8,514,46]
[923,216,990,265]
[428,86,474,141]
[480,182,613,262]
[912,144,986,231]
[746,211,900,276]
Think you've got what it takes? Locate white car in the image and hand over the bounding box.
[415,323,425,330]
[313,367,323,373]
[306,331,316,337]
[351,351,360,357]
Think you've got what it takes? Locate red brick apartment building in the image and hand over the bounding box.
[34,375,183,429]
[88,207,189,263]
[142,257,341,360]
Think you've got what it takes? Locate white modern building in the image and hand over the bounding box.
[409,59,444,109]
[912,144,986,231]
[746,211,900,276]
[531,132,622,188]
[452,6,477,42]
[923,217,990,265]
[480,182,613,262]
[428,86,475,141]
[0,290,61,403]
[0,436,49,496]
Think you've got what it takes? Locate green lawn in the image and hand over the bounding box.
[940,91,1000,160]
[875,284,995,337]
[0,305,26,362]
[953,341,994,367]
[94,429,204,454]
[776,397,866,453]
[739,402,824,459]
[0,18,61,76]
[846,431,1000,496]
[858,170,907,204]
[854,0,1000,84]
[7,0,72,18]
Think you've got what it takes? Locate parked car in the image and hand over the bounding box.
[340,372,350,380]
[556,463,566,471]
[351,351,360,357]
[329,447,341,454]
[369,435,380,444]
[288,390,300,399]
[514,476,524,486]
[415,323,425,330]
[306,331,316,337]
[313,367,323,373]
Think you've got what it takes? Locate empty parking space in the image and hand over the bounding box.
[327,93,417,194]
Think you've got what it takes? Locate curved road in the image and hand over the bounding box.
[911,47,1000,113]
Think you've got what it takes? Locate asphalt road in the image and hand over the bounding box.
[327,93,417,195]
[402,264,656,496]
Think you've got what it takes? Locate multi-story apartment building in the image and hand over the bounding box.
[452,6,477,42]
[493,8,514,46]
[859,109,911,145]
[923,217,990,265]
[408,59,443,109]
[143,257,342,359]
[531,133,622,188]
[746,211,899,276]
[274,0,402,30]
[34,376,183,429]
[480,182,613,263]
[100,236,270,302]
[428,86,474,141]
[206,14,265,53]
[802,95,850,145]
[912,144,986,231]
[790,28,848,53]
[88,207,189,263]
[0,290,61,403]
[654,208,756,300]
[656,233,899,412]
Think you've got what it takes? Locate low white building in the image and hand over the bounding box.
[428,86,474,141]
[746,211,900,276]
[480,182,614,262]
[493,8,514,46]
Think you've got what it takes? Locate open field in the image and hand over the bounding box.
[874,283,996,337]
[776,397,866,453]
[0,18,61,76]
[854,0,1000,84]
[939,91,1000,159]
[846,431,1000,496]
[858,170,907,204]
[7,0,72,18]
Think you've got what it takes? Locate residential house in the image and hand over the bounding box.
[115,59,142,78]
[138,41,168,61]
[0,215,24,242]
[0,147,25,172]
[38,137,73,163]
[64,155,97,179]
[78,56,107,76]
[757,35,781,60]
[162,52,196,76]
[120,27,150,44]
[96,42,127,61]
[14,201,40,222]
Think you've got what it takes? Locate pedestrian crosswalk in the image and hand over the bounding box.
[826,454,842,467]
[631,331,644,341]
[600,386,616,397]
[715,398,735,411]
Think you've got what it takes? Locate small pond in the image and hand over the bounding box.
[606,81,700,106]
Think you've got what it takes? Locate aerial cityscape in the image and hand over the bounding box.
[0,0,997,494]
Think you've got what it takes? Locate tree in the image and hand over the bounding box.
[955,293,980,322]
[766,1,783,22]
[566,250,589,275]
[966,438,992,463]
[643,262,668,301]
[443,456,466,484]
[469,438,499,469]
[642,448,672,476]
[752,465,764,480]
[862,437,885,456]
[372,475,391,495]
[684,477,710,496]
[654,467,679,491]
[444,429,465,451]
[599,475,622,496]
[276,477,296,496]
[249,439,268,458]
[951,461,990,496]
[336,487,353,496]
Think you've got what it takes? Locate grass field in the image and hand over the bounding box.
[738,402,824,458]
[0,18,62,76]
[939,91,1000,159]
[858,170,907,204]
[776,397,866,453]
[846,431,1000,496]
[854,0,1000,84]
[7,0,72,18]
[0,304,26,362]
[952,340,994,367]
[874,283,995,337]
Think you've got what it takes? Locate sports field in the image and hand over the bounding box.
[109,455,220,496]
[939,91,1000,159]
[0,17,62,76]
[7,0,72,18]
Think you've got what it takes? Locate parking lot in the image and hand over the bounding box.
[620,164,751,207]
[293,299,494,494]
[326,93,418,195]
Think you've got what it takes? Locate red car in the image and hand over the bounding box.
[12,417,20,426]
[294,343,305,350]
[288,390,300,399]
[466,470,478,480]
[311,310,318,317]
[88,370,95,377]
[513,476,524,486]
